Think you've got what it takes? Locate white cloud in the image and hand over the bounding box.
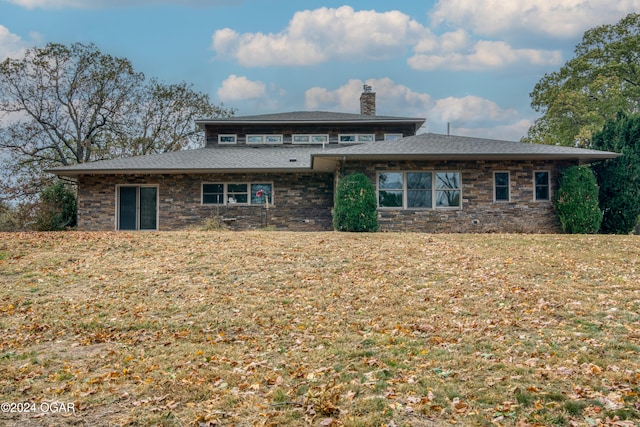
[409,39,563,71]
[4,0,235,8]
[429,96,519,126]
[0,25,27,60]
[217,75,266,102]
[213,6,426,66]
[431,0,640,38]
[304,79,531,140]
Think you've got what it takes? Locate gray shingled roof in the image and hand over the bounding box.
[196,111,426,125]
[312,133,620,162]
[46,146,328,176]
[47,133,620,177]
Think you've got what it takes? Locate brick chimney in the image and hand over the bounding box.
[360,85,376,116]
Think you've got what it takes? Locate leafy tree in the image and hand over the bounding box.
[526,13,640,147]
[591,112,640,234]
[0,42,234,200]
[333,173,378,232]
[34,180,77,231]
[554,166,602,234]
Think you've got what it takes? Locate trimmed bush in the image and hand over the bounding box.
[333,173,378,232]
[34,181,77,231]
[554,166,602,234]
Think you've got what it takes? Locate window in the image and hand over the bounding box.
[378,171,460,209]
[202,182,273,205]
[339,134,375,143]
[534,171,550,201]
[251,183,273,204]
[202,183,224,204]
[218,134,237,144]
[246,135,283,144]
[494,172,510,202]
[435,172,461,208]
[227,184,248,204]
[385,134,403,141]
[407,172,432,208]
[292,134,329,144]
[378,172,403,207]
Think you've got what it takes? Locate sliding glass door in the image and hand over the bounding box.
[118,186,158,230]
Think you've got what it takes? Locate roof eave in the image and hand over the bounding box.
[196,118,426,128]
[46,167,317,177]
[312,153,621,162]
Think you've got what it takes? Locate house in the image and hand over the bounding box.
[47,87,619,233]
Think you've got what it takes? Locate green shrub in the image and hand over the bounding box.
[591,112,640,234]
[555,166,602,234]
[34,181,77,231]
[333,173,378,232]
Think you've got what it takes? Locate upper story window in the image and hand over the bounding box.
[385,134,403,141]
[247,135,283,144]
[218,134,237,144]
[534,171,550,201]
[292,134,329,144]
[339,134,375,143]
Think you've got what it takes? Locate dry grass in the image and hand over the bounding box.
[0,231,639,427]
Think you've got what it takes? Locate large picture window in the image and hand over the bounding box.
[202,183,273,205]
[378,171,461,209]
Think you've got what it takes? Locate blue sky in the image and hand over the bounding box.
[1,0,639,141]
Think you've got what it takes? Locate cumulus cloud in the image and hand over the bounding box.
[213,6,426,66]
[217,75,267,102]
[303,78,528,139]
[4,0,235,8]
[0,25,27,60]
[431,0,640,38]
[409,38,563,71]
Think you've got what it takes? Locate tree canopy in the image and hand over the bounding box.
[525,13,640,147]
[0,42,234,200]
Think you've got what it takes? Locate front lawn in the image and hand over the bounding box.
[1,231,639,426]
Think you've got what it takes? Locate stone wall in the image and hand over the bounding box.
[340,159,575,233]
[77,159,575,233]
[77,173,334,231]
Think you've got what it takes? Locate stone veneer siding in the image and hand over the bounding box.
[77,159,574,232]
[77,173,334,231]
[340,159,575,233]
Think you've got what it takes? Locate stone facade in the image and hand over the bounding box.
[77,172,334,231]
[340,159,575,233]
[77,159,574,233]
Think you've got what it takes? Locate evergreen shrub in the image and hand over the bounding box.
[333,173,378,232]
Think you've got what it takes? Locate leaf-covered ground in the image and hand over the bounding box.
[0,231,639,427]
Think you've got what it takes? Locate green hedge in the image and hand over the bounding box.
[554,166,602,234]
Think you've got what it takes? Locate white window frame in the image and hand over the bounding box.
[377,171,462,210]
[292,134,329,144]
[246,134,283,144]
[218,134,237,144]
[201,182,274,206]
[493,171,511,202]
[339,134,375,143]
[534,170,551,202]
[384,133,403,141]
